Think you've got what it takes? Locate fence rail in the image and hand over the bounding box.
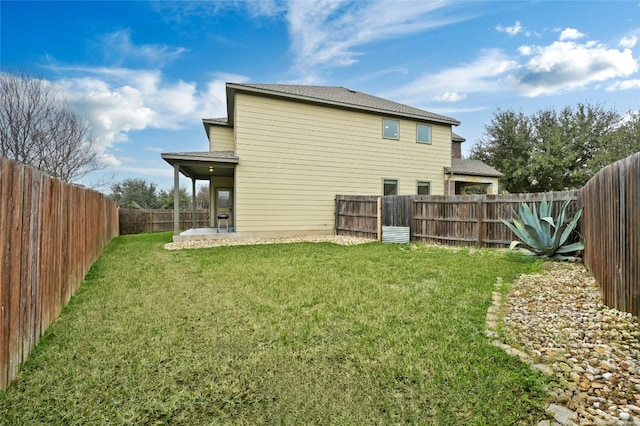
[0,158,119,391]
[119,208,210,234]
[582,152,640,317]
[336,191,581,248]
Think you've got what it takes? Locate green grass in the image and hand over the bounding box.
[1,233,549,425]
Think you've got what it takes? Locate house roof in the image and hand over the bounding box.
[208,83,460,127]
[445,159,504,177]
[452,132,466,142]
[161,151,238,180]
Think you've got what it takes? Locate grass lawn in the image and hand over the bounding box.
[1,233,549,425]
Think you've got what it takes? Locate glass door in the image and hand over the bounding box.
[215,188,233,229]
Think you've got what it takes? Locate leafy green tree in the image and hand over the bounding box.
[157,187,191,209]
[470,109,533,193]
[470,103,637,193]
[591,111,640,171]
[109,178,158,209]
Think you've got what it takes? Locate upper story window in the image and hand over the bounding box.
[383,179,398,195]
[417,181,431,195]
[383,119,399,140]
[417,124,432,144]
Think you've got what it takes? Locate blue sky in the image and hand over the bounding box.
[1,1,639,192]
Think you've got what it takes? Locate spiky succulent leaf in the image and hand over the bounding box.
[554,239,585,254]
[558,208,582,246]
[550,200,569,243]
[517,202,547,248]
[501,197,584,259]
[501,218,544,253]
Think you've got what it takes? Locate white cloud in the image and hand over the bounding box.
[509,41,638,96]
[145,147,165,153]
[496,21,522,36]
[284,0,468,79]
[518,45,533,56]
[199,73,249,118]
[386,49,517,105]
[606,79,640,91]
[620,35,638,49]
[558,28,586,41]
[118,165,175,178]
[96,30,189,67]
[433,92,467,102]
[48,65,249,172]
[389,25,640,105]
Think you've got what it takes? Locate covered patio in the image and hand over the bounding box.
[161,151,238,241]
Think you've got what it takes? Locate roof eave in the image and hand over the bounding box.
[161,152,239,164]
[445,168,504,178]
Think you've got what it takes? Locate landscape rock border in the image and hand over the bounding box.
[489,264,640,426]
[164,235,374,250]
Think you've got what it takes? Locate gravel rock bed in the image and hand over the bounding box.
[164,235,373,250]
[503,265,640,425]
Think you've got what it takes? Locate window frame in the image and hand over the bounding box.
[416,180,431,195]
[382,178,399,195]
[382,118,400,140]
[416,123,432,144]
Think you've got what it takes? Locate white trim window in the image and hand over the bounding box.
[417,181,431,195]
[383,178,398,195]
[417,124,432,144]
[383,119,399,140]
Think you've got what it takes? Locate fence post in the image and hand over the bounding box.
[477,199,484,247]
[376,197,382,241]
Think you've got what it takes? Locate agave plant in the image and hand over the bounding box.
[500,197,584,260]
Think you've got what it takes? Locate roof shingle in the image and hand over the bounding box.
[225,83,460,126]
[445,159,504,177]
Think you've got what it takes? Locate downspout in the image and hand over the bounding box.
[445,169,455,195]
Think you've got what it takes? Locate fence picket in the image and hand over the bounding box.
[336,174,637,317]
[0,158,118,390]
[118,208,211,234]
[582,152,640,316]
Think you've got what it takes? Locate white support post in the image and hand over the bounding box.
[191,178,197,229]
[173,165,180,235]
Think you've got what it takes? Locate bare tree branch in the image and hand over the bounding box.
[0,71,104,182]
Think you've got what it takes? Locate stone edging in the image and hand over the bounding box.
[486,276,578,426]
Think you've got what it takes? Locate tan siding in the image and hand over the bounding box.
[234,93,452,233]
[208,126,234,151]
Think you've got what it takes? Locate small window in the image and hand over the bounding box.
[417,124,432,144]
[417,181,431,195]
[383,179,398,195]
[383,119,399,140]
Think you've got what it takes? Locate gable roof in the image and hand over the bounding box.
[445,159,504,177]
[208,83,460,127]
[452,132,466,142]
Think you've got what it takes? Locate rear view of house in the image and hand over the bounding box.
[162,83,501,240]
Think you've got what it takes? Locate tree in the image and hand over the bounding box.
[157,187,192,209]
[591,111,640,171]
[109,178,158,209]
[196,184,209,209]
[470,103,635,193]
[0,71,102,182]
[470,109,533,193]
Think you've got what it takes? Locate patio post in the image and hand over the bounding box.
[173,164,180,236]
[191,177,197,229]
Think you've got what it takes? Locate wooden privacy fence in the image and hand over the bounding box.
[582,152,640,317]
[119,208,209,234]
[0,158,119,391]
[336,191,581,248]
